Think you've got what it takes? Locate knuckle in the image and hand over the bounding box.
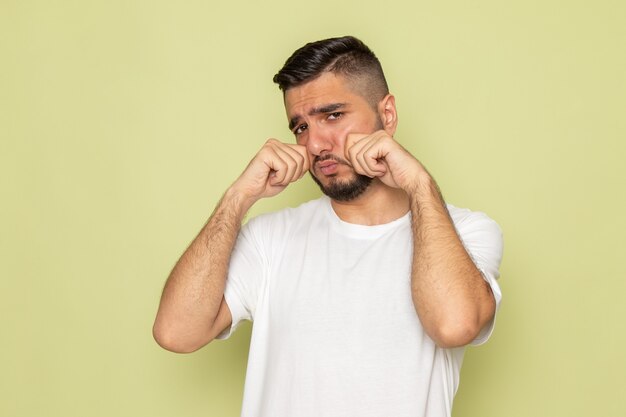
[275,159,287,170]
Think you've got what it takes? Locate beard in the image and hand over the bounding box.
[310,155,373,202]
[310,118,385,202]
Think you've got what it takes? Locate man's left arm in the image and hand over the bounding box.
[346,131,499,348]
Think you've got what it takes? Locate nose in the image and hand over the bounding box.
[306,125,334,156]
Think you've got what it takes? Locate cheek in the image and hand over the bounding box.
[331,119,360,140]
[334,119,372,150]
[343,116,377,135]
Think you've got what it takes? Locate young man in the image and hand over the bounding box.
[153,36,503,417]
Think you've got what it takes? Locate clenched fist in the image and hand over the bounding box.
[231,139,310,204]
[344,130,430,192]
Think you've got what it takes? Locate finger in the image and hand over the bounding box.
[345,134,371,176]
[351,140,371,176]
[260,140,289,185]
[356,146,382,178]
[290,144,310,177]
[361,139,388,177]
[281,144,309,181]
[347,134,380,177]
[270,145,298,185]
[269,141,310,185]
[344,132,369,162]
[266,154,289,186]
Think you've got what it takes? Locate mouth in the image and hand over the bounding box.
[314,155,348,177]
[318,161,339,176]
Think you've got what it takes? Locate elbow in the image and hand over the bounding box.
[429,306,495,348]
[430,294,496,348]
[430,320,481,348]
[152,321,211,354]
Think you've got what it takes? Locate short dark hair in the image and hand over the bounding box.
[273,36,389,108]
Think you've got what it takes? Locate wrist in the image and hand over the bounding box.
[223,185,258,215]
[406,173,446,208]
[403,170,436,195]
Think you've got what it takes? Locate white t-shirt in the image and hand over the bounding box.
[219,196,503,417]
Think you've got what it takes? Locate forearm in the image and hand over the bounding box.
[409,175,495,348]
[153,187,254,352]
[341,130,496,347]
[153,139,307,352]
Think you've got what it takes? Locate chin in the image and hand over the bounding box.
[310,172,373,202]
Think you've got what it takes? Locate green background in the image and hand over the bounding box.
[2,0,624,416]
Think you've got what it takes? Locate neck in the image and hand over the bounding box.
[330,179,410,225]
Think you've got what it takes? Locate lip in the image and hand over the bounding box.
[318,162,339,176]
[317,159,338,168]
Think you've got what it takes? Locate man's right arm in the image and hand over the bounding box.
[152,139,308,353]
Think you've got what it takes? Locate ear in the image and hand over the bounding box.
[377,94,398,136]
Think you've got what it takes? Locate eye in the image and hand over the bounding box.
[328,112,343,120]
[293,123,308,135]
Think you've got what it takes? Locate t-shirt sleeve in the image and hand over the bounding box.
[215,219,266,340]
[448,205,504,346]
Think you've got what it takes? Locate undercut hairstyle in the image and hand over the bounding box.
[273,36,389,109]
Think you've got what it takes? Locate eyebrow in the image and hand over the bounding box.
[288,102,347,131]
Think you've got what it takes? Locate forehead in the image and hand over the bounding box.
[284,72,363,118]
